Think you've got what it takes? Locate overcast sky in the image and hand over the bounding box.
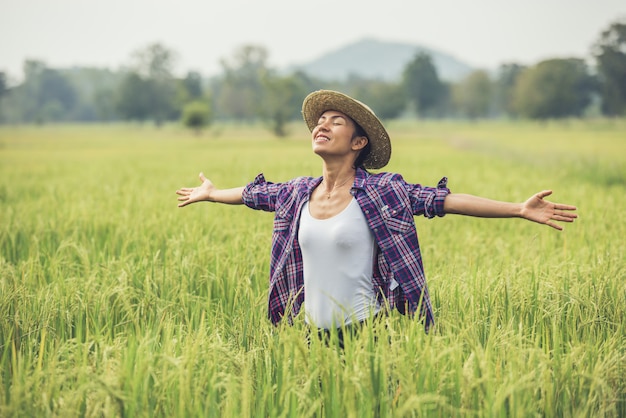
[1,0,625,81]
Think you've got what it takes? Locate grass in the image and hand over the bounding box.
[0,119,625,417]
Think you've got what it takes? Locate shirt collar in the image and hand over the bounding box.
[353,167,369,190]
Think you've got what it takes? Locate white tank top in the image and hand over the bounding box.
[299,198,380,329]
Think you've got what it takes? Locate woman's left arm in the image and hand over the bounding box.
[443,190,577,231]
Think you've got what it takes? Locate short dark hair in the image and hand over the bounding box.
[352,122,371,169]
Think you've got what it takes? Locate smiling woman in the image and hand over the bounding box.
[175,89,577,345]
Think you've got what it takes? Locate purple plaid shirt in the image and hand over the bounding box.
[242,167,450,330]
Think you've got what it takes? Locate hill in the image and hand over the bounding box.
[290,38,475,82]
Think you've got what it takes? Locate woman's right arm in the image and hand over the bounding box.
[176,172,244,207]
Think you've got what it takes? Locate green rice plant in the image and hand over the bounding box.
[0,120,624,417]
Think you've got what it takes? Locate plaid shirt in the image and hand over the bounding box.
[242,168,450,330]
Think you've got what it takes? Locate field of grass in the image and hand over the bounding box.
[1,119,625,417]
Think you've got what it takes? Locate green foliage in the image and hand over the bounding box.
[216,45,269,121]
[0,72,6,123]
[1,121,625,417]
[131,43,177,80]
[115,43,180,125]
[350,80,407,120]
[0,72,6,98]
[260,75,308,137]
[495,63,526,117]
[181,100,212,134]
[4,60,79,123]
[512,58,595,119]
[452,70,493,119]
[180,71,204,101]
[402,52,447,117]
[593,19,626,116]
[115,72,152,121]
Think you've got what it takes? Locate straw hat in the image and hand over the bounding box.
[302,90,391,169]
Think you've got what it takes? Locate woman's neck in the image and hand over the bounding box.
[322,163,356,187]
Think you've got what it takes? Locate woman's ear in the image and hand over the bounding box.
[352,135,368,151]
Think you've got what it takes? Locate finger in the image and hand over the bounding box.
[545,221,563,231]
[199,172,207,182]
[554,209,578,219]
[554,204,573,209]
[553,215,575,222]
[535,190,553,200]
[177,196,189,201]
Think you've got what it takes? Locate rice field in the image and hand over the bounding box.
[1,119,625,417]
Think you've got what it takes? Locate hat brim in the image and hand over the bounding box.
[302,90,391,169]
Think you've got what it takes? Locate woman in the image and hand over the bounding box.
[176,90,577,334]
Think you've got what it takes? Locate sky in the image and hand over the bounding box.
[1,0,625,82]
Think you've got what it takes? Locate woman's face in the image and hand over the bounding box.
[311,110,365,161]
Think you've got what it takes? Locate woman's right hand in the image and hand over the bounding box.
[176,172,215,207]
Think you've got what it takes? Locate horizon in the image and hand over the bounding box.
[1,0,625,82]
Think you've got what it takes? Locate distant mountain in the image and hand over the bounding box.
[290,38,475,82]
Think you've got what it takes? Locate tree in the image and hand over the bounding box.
[260,74,308,137]
[0,72,7,122]
[37,69,78,116]
[593,19,626,116]
[0,72,6,99]
[116,43,179,125]
[9,60,78,123]
[115,72,152,121]
[93,88,117,121]
[512,58,595,119]
[176,70,204,109]
[452,70,493,119]
[181,71,203,100]
[216,45,269,121]
[132,43,177,80]
[181,100,212,135]
[402,52,446,117]
[495,63,525,117]
[351,80,407,120]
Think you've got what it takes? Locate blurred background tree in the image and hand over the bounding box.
[115,43,179,125]
[260,74,308,137]
[495,63,525,118]
[8,60,79,123]
[115,73,152,122]
[593,19,626,116]
[179,71,204,103]
[402,52,447,118]
[351,80,407,120]
[0,72,7,122]
[181,100,213,135]
[452,70,493,119]
[216,45,269,121]
[512,58,595,119]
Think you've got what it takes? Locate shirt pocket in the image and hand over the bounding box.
[381,204,413,234]
[274,204,296,232]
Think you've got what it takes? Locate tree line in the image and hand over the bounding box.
[0,19,624,135]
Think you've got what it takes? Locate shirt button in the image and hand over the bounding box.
[365,210,369,214]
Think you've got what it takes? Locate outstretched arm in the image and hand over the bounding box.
[176,172,244,207]
[443,190,577,231]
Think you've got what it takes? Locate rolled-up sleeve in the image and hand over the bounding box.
[409,176,450,218]
[242,173,280,212]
